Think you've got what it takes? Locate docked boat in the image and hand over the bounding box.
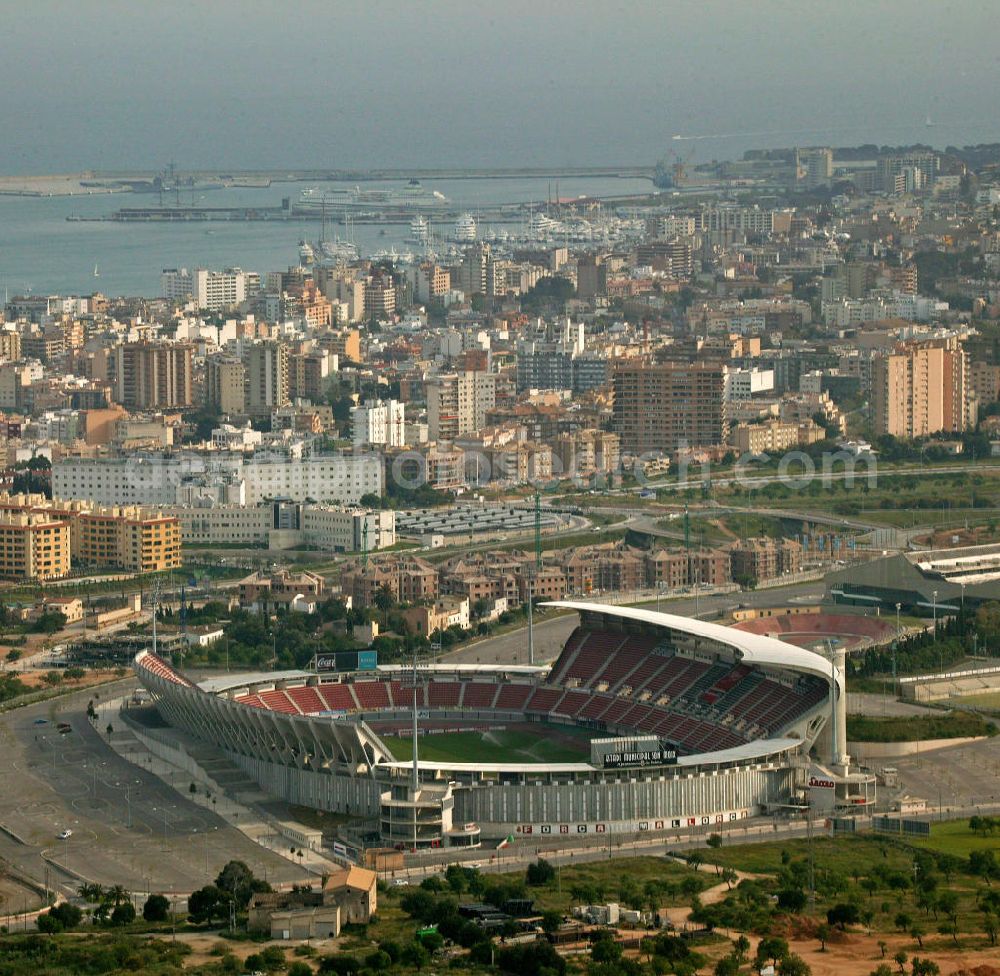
[453,212,477,242]
[294,179,449,215]
[409,215,430,245]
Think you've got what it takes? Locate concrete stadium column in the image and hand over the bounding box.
[833,647,849,769]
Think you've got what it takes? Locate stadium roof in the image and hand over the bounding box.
[544,601,842,692]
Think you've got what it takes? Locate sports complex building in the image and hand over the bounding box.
[136,602,871,850]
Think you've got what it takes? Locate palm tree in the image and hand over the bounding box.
[107,884,129,907]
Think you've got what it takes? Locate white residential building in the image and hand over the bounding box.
[211,423,263,452]
[351,399,406,448]
[724,367,775,400]
[53,452,383,507]
[194,268,255,311]
[168,502,395,552]
[426,371,496,441]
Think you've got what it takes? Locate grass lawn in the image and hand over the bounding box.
[491,855,711,913]
[695,834,914,879]
[846,711,998,742]
[381,725,593,764]
[949,690,1000,711]
[906,817,1000,858]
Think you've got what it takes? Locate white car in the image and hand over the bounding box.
[392,878,409,886]
[57,829,73,840]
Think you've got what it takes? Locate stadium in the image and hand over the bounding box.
[136,601,872,850]
[730,611,897,652]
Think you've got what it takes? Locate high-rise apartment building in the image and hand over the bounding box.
[245,341,290,417]
[163,267,254,310]
[459,243,501,297]
[288,349,336,403]
[410,263,451,303]
[161,268,194,302]
[426,371,496,441]
[877,151,937,193]
[205,356,247,415]
[114,342,194,410]
[613,362,728,454]
[363,274,396,320]
[352,399,406,448]
[871,338,971,438]
[796,147,833,188]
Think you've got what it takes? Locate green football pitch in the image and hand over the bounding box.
[380,724,594,764]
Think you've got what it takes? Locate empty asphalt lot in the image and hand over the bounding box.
[0,681,306,900]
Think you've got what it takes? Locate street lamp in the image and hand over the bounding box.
[932,590,938,635]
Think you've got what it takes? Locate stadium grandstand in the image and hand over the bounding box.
[135,602,873,851]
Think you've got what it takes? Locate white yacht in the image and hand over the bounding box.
[453,212,477,242]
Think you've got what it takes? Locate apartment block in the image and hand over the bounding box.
[613,362,728,454]
[729,537,802,584]
[114,342,193,410]
[0,511,70,581]
[245,341,290,416]
[425,371,496,441]
[205,356,247,415]
[352,399,406,448]
[730,419,825,454]
[0,493,180,578]
[871,338,970,438]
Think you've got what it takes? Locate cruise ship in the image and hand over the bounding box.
[294,180,449,215]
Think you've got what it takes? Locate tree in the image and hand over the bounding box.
[970,848,999,884]
[289,964,313,976]
[400,942,430,971]
[541,910,563,934]
[188,884,227,925]
[734,934,750,963]
[909,924,925,949]
[111,902,136,926]
[893,950,908,974]
[827,902,860,931]
[936,890,959,925]
[777,888,807,912]
[878,940,888,959]
[216,859,265,909]
[36,912,63,934]
[48,901,83,931]
[526,858,555,886]
[715,955,740,976]
[591,933,622,964]
[143,893,170,922]
[107,884,129,906]
[756,936,789,968]
[816,922,831,951]
[910,960,940,976]
[373,585,396,628]
[983,911,1000,946]
[721,867,738,891]
[870,966,894,976]
[894,911,912,932]
[778,954,811,976]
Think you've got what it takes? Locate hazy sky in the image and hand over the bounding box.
[4,0,1000,173]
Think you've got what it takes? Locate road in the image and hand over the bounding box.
[0,682,306,902]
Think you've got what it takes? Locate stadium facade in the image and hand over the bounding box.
[136,602,869,849]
